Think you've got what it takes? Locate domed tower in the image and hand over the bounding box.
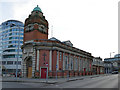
[24,5,49,42]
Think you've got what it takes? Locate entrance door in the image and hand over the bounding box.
[41,68,47,78]
[28,67,32,78]
[26,57,32,78]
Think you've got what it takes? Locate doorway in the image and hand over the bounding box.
[26,57,32,78]
[41,68,47,78]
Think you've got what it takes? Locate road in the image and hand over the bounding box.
[46,74,118,88]
[2,74,118,88]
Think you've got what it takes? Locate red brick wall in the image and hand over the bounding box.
[89,60,92,72]
[39,50,50,70]
[77,56,79,72]
[24,30,48,42]
[52,50,57,71]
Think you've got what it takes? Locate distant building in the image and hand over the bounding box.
[104,61,112,74]
[22,5,93,78]
[92,57,104,75]
[104,54,120,73]
[0,20,24,74]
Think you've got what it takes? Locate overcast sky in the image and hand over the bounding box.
[0,0,119,59]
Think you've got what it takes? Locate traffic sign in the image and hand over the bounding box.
[46,62,48,67]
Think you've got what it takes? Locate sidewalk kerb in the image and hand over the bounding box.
[2,74,110,84]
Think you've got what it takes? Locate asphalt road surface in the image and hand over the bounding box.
[2,74,118,88]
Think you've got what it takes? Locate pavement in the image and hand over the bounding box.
[2,74,110,84]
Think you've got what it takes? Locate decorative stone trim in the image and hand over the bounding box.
[22,41,93,58]
[31,46,36,77]
[36,50,39,71]
[49,50,52,71]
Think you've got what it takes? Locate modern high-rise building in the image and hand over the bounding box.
[0,20,24,74]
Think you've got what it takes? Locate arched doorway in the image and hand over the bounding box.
[26,57,32,78]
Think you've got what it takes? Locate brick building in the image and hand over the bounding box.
[92,57,104,75]
[22,5,93,78]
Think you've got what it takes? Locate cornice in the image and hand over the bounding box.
[22,40,93,59]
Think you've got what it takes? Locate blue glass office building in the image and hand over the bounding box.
[0,20,24,74]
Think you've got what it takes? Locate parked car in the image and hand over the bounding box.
[112,71,118,74]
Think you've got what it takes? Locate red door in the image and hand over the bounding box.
[41,68,47,78]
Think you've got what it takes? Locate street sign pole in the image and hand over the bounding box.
[46,63,48,83]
